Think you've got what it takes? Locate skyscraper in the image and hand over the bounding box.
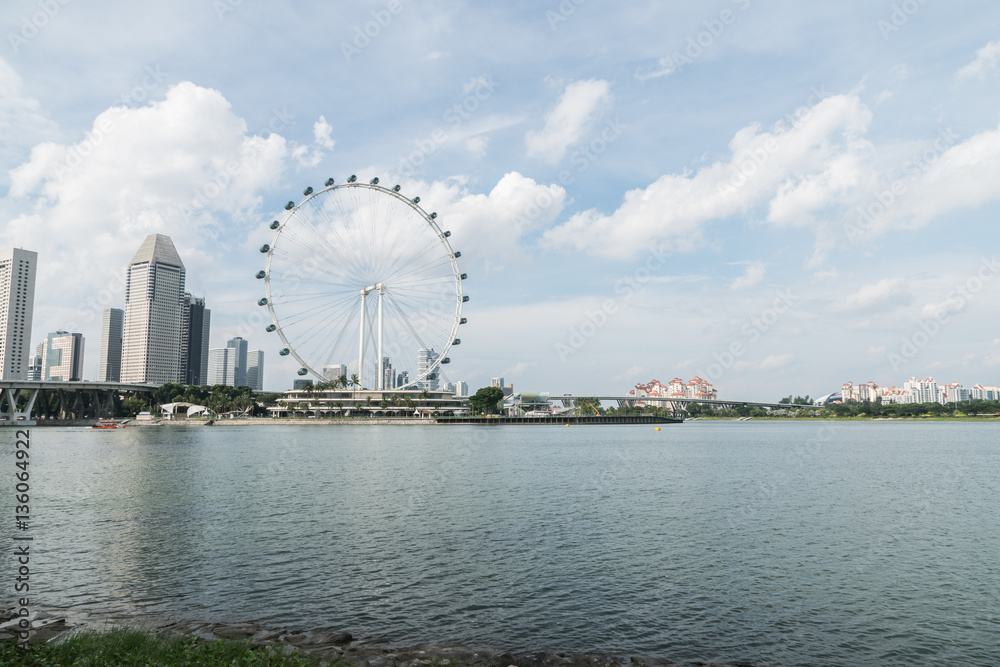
[207,347,235,386]
[382,356,395,390]
[417,347,439,391]
[41,331,85,381]
[0,248,37,380]
[181,294,211,385]
[98,308,124,382]
[227,336,248,387]
[246,350,264,391]
[121,234,186,384]
[323,364,347,383]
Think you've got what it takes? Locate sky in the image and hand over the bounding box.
[1,0,999,399]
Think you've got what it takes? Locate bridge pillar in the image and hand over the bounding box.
[0,387,38,426]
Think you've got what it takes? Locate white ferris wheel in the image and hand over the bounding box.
[256,176,467,389]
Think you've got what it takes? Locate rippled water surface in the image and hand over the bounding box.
[2,421,999,665]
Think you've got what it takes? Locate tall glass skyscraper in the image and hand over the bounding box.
[121,234,186,384]
[0,247,37,380]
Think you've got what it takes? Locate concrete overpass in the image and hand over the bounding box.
[0,381,157,425]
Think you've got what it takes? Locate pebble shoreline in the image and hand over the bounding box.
[0,607,757,667]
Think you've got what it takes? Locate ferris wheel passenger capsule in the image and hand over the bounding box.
[297,368,308,376]
[460,318,467,324]
[256,271,266,279]
[370,177,379,185]
[392,184,401,192]
[462,295,469,302]
[257,298,268,306]
[266,324,276,332]
[441,358,451,364]
[460,273,467,280]
[269,220,280,229]
[348,174,357,183]
[303,186,313,195]
[453,338,462,345]
[325,178,335,186]
[284,201,294,210]
[279,348,290,356]
[453,251,461,258]
[412,196,420,204]
[259,244,270,253]
[429,212,437,219]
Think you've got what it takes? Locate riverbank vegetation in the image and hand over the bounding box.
[0,627,319,666]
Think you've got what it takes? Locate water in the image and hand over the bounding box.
[2,421,998,665]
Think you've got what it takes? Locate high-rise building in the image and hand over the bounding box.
[181,294,211,386]
[41,331,85,381]
[418,348,439,391]
[457,381,468,397]
[0,248,37,380]
[323,364,347,383]
[98,308,124,382]
[26,343,42,381]
[207,347,235,386]
[396,370,409,388]
[246,350,264,391]
[381,357,395,390]
[227,336,248,387]
[491,377,504,389]
[121,234,186,384]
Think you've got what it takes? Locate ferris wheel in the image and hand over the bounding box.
[256,175,467,389]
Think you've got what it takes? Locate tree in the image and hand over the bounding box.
[350,374,360,393]
[469,386,505,415]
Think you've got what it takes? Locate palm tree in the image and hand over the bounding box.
[339,375,348,392]
[350,374,360,394]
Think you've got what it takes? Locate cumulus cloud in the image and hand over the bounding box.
[541,93,873,258]
[4,81,288,329]
[957,40,1000,79]
[0,58,58,187]
[837,278,912,312]
[292,115,336,168]
[525,79,611,163]
[730,261,766,290]
[415,171,566,270]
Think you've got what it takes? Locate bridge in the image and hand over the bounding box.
[0,381,157,425]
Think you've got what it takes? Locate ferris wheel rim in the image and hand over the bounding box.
[260,180,464,386]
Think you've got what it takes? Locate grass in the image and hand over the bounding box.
[0,628,324,666]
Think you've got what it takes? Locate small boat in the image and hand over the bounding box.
[91,420,127,429]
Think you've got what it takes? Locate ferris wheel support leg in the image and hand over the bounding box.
[358,290,367,389]
[377,284,384,391]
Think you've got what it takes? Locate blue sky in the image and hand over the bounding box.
[2,0,999,398]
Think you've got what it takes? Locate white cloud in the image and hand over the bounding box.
[313,115,335,149]
[634,57,676,82]
[838,278,912,312]
[0,58,58,187]
[760,354,793,370]
[541,93,873,258]
[411,171,566,270]
[525,79,611,163]
[4,81,288,332]
[730,261,766,290]
[291,115,336,168]
[464,136,489,157]
[957,40,1000,79]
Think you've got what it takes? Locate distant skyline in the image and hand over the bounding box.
[2,1,999,398]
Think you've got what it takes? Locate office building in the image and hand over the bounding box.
[41,331,85,381]
[181,294,211,385]
[323,364,347,383]
[456,381,468,397]
[246,350,264,391]
[396,370,409,388]
[0,248,37,380]
[98,307,124,382]
[227,336,248,387]
[418,348,439,391]
[382,357,395,390]
[207,347,235,386]
[121,234,186,384]
[26,343,42,381]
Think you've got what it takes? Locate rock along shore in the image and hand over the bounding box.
[0,606,757,667]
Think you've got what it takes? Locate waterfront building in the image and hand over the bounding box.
[629,377,718,402]
[903,377,938,404]
[938,382,970,404]
[418,348,439,391]
[121,234,186,384]
[98,307,124,382]
[971,385,1000,401]
[246,350,264,391]
[0,247,37,380]
[842,381,880,403]
[41,331,85,381]
[181,294,211,385]
[268,387,469,418]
